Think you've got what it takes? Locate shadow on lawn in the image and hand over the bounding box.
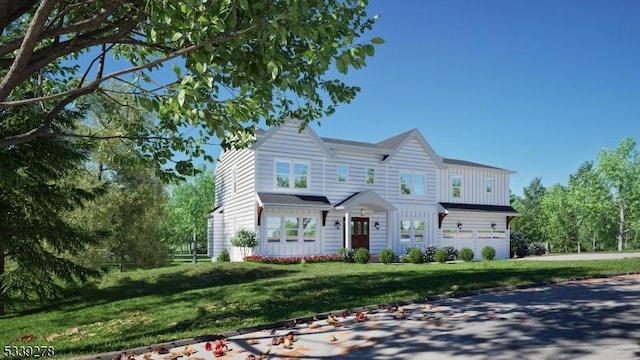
[59,264,633,356]
[12,264,298,316]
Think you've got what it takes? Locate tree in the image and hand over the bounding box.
[597,138,640,251]
[0,90,101,316]
[566,161,616,251]
[164,170,215,254]
[540,184,577,253]
[0,1,382,177]
[512,177,547,244]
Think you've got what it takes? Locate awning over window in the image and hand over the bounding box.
[438,202,519,215]
[256,192,332,226]
[257,192,332,208]
[437,202,519,229]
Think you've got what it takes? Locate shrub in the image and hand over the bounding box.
[482,246,496,261]
[434,248,448,263]
[338,247,355,263]
[510,230,529,258]
[459,247,474,262]
[528,242,546,256]
[408,247,425,264]
[354,247,370,264]
[231,229,258,258]
[424,246,438,262]
[244,254,342,264]
[378,248,395,264]
[217,248,230,262]
[443,246,458,261]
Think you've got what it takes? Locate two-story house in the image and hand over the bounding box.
[208,119,518,261]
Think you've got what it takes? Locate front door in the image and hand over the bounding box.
[347,217,370,250]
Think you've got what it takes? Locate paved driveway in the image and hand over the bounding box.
[101,274,640,360]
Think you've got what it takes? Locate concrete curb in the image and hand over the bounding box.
[73,271,640,360]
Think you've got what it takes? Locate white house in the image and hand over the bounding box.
[208,119,518,261]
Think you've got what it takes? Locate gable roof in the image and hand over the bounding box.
[252,118,334,158]
[334,190,396,212]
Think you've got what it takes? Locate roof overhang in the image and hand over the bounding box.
[438,202,519,215]
[334,190,396,213]
[257,192,332,209]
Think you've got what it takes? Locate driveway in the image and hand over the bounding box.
[96,273,640,360]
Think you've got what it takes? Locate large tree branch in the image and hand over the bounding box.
[0,0,56,102]
[0,25,258,108]
[0,87,94,147]
[0,0,38,34]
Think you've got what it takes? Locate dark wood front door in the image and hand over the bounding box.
[345,217,369,250]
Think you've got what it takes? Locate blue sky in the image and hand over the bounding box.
[307,0,640,195]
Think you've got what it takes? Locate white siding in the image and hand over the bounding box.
[439,211,510,259]
[213,147,256,261]
[438,166,511,205]
[255,121,326,194]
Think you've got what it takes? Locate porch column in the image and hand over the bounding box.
[344,211,351,249]
[386,210,392,249]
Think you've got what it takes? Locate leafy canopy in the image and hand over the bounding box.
[0,0,382,177]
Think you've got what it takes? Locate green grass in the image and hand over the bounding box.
[3,259,640,358]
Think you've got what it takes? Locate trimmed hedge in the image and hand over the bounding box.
[378,248,395,264]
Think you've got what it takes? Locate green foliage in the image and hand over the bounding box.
[0,92,102,315]
[354,248,371,264]
[424,246,438,262]
[338,248,355,263]
[0,1,381,179]
[434,249,449,263]
[231,229,258,259]
[482,246,496,261]
[512,177,547,243]
[378,248,395,264]
[408,248,425,264]
[164,169,215,252]
[459,247,475,262]
[216,249,231,262]
[510,231,529,258]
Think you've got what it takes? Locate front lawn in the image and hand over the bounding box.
[2,259,640,358]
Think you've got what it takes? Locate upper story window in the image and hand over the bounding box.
[275,160,308,189]
[485,177,493,193]
[366,168,376,184]
[337,165,348,183]
[451,176,462,198]
[400,172,425,196]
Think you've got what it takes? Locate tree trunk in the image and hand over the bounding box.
[192,226,197,264]
[577,240,581,253]
[119,253,125,272]
[618,203,625,251]
[592,235,596,252]
[0,239,5,316]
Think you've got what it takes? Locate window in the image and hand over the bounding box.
[442,229,457,238]
[337,165,348,183]
[451,176,461,198]
[413,220,424,242]
[366,168,376,184]
[265,216,318,242]
[400,172,425,196]
[303,218,317,241]
[400,220,411,241]
[400,219,425,242]
[486,178,493,193]
[275,161,308,189]
[267,216,281,242]
[285,217,299,241]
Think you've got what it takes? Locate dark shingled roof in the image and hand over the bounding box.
[258,192,331,207]
[439,202,519,214]
[442,158,507,171]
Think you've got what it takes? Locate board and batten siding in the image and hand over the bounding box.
[323,150,388,205]
[254,121,326,194]
[438,166,511,205]
[439,211,509,259]
[213,147,256,261]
